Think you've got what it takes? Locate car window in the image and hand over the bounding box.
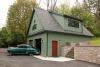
[27,46,32,48]
[18,46,27,48]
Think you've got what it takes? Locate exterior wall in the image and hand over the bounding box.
[79,41,91,46]
[74,46,100,64]
[47,32,91,57]
[28,11,43,36]
[27,33,47,56]
[52,14,82,33]
[61,43,76,57]
[62,46,72,57]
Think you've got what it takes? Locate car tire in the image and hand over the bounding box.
[26,52,33,56]
[26,52,29,55]
[29,53,34,56]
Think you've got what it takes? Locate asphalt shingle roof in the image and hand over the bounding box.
[36,8,64,32]
[27,8,94,37]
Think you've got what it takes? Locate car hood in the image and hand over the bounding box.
[7,47,18,50]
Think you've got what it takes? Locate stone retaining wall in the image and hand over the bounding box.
[74,46,100,64]
[61,46,72,57]
[61,43,75,58]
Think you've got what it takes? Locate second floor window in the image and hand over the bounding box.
[68,18,79,28]
[32,24,37,30]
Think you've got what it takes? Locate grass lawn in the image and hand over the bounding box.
[89,38,100,46]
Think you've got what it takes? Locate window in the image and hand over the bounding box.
[34,20,36,23]
[68,18,79,28]
[18,46,27,48]
[32,24,37,30]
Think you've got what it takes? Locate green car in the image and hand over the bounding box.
[7,44,39,56]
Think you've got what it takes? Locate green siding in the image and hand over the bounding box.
[47,32,91,56]
[52,14,83,33]
[52,14,65,29]
[28,12,44,36]
[27,33,47,56]
[27,32,91,57]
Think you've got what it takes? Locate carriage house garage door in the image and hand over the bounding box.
[52,41,58,57]
[35,38,41,54]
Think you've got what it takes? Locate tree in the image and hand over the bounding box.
[0,27,9,47]
[6,0,38,46]
[38,0,57,11]
[46,0,57,11]
[84,0,100,29]
[71,5,97,34]
[57,2,98,36]
[56,4,71,15]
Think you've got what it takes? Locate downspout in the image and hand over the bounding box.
[46,32,48,56]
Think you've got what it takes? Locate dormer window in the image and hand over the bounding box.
[32,24,37,30]
[68,18,79,28]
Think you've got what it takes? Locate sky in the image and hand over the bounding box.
[0,0,14,28]
[0,0,83,28]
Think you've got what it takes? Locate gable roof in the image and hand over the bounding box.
[27,8,94,37]
[35,8,64,32]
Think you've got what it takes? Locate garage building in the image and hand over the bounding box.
[27,8,93,57]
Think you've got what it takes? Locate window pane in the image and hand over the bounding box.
[68,18,79,28]
[32,24,37,30]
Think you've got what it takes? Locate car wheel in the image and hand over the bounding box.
[26,52,29,55]
[29,53,34,56]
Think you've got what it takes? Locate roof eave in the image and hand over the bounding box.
[26,9,35,36]
[27,30,94,37]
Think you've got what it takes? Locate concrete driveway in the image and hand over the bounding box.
[0,48,99,67]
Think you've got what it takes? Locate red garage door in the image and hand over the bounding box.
[52,41,58,57]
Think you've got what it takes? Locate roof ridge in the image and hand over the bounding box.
[35,8,83,21]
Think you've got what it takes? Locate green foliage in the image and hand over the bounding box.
[0,0,38,47]
[0,27,9,47]
[7,0,37,35]
[89,38,100,46]
[56,4,71,15]
[57,3,100,36]
[71,5,97,34]
[84,0,100,29]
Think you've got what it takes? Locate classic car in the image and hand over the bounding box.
[7,44,39,56]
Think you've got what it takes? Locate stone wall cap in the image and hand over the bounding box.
[75,46,100,47]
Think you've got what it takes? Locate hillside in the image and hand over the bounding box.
[89,38,100,46]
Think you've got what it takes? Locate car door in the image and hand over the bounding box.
[17,46,27,54]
